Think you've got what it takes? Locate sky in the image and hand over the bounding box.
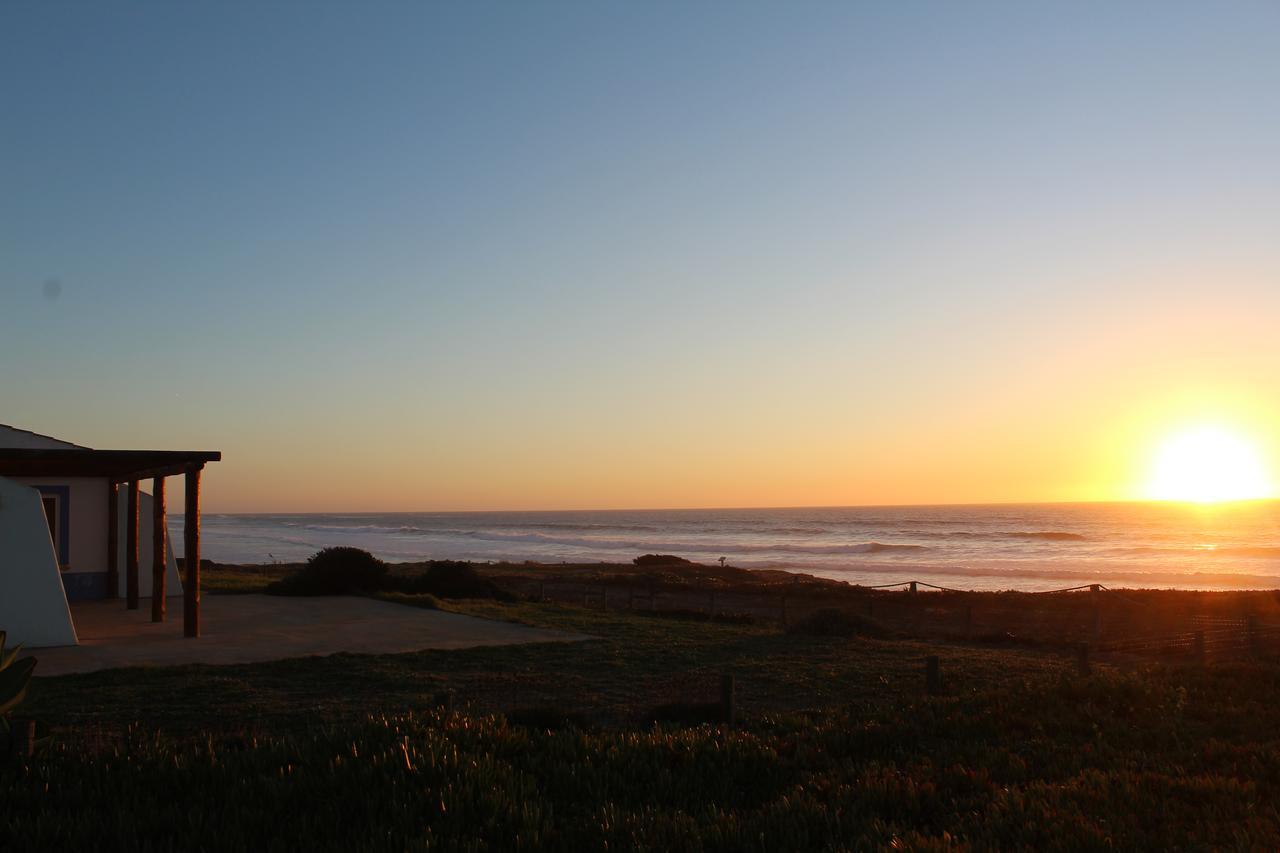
[2,1,1279,512]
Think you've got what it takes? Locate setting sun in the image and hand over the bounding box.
[1144,425,1275,503]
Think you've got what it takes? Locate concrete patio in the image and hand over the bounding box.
[33,594,589,676]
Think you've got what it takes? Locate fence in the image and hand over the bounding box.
[500,575,1280,665]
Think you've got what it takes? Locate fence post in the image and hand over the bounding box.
[925,656,940,695]
[1090,584,1102,641]
[720,674,736,726]
[1247,615,1259,659]
[1076,643,1091,676]
[1193,630,1206,664]
[909,581,918,595]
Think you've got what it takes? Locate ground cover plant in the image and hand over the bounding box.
[13,575,1280,849]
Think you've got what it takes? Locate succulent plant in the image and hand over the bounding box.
[0,630,37,730]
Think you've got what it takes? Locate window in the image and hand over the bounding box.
[36,486,71,570]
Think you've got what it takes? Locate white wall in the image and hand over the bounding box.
[116,489,184,599]
[14,476,183,598]
[0,476,78,647]
[18,476,108,572]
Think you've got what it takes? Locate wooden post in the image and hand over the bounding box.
[1193,630,1206,664]
[1076,643,1091,676]
[150,477,166,622]
[183,466,201,638]
[909,581,918,595]
[105,481,119,598]
[925,656,941,695]
[1090,584,1102,641]
[720,673,736,726]
[125,480,140,610]
[10,719,35,759]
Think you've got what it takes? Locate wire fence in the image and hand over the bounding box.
[499,575,1280,665]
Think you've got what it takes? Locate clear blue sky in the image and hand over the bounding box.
[3,2,1279,511]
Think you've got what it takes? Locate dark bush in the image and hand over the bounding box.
[390,561,515,601]
[505,706,593,731]
[633,554,693,567]
[267,547,388,596]
[786,607,887,638]
[633,608,758,625]
[644,700,728,726]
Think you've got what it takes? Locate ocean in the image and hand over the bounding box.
[171,502,1280,591]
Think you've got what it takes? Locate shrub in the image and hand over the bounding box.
[267,547,388,596]
[787,607,887,638]
[390,561,514,601]
[505,706,593,731]
[633,554,693,567]
[644,700,728,726]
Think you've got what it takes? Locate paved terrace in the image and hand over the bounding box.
[33,594,589,676]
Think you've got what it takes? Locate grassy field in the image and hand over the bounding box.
[8,568,1280,849]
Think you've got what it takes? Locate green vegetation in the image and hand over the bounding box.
[267,546,390,595]
[0,631,36,734]
[10,573,1280,849]
[266,550,513,601]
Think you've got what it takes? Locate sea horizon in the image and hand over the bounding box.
[175,501,1280,593]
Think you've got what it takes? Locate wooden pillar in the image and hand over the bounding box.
[925,655,941,695]
[105,482,119,598]
[125,480,140,610]
[150,477,166,622]
[183,466,202,638]
[720,673,736,726]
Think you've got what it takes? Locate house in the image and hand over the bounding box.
[0,424,220,647]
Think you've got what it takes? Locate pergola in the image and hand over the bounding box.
[0,448,221,637]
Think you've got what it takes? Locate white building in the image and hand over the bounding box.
[0,425,220,647]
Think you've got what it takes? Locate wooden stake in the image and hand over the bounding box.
[720,673,736,726]
[183,466,201,638]
[125,480,140,610]
[150,477,166,622]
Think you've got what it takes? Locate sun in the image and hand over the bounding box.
[1144,425,1274,503]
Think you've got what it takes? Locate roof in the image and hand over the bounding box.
[0,448,221,481]
[0,424,88,450]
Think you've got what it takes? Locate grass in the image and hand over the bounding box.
[10,571,1280,848]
